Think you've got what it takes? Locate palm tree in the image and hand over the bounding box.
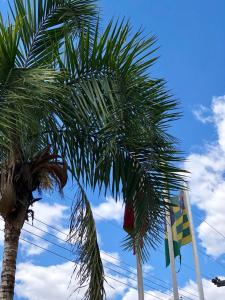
[0,0,185,299]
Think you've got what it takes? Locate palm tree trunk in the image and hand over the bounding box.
[0,220,21,300]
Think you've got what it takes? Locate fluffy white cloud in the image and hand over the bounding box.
[15,262,76,300]
[12,226,224,300]
[15,264,225,300]
[122,288,170,300]
[0,218,4,245]
[101,250,121,266]
[122,277,225,300]
[20,202,69,256]
[143,264,154,274]
[15,255,128,300]
[180,278,225,300]
[0,201,69,252]
[193,104,213,124]
[92,196,124,223]
[186,96,225,257]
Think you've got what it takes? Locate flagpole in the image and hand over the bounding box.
[183,182,205,300]
[136,250,145,300]
[166,202,179,300]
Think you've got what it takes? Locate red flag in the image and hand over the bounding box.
[123,201,146,255]
[123,204,135,235]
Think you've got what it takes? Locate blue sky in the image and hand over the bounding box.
[1,1,225,299]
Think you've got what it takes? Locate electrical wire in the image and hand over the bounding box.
[0,214,197,299]
[22,218,199,299]
[0,226,167,300]
[191,211,225,275]
[22,222,192,298]
[23,216,199,298]
[2,189,223,299]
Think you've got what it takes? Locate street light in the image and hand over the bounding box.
[212,277,225,287]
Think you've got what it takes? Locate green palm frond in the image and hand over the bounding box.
[0,1,186,296]
[60,22,185,188]
[56,21,186,258]
[0,67,68,160]
[0,14,21,82]
[8,0,98,68]
[69,182,105,300]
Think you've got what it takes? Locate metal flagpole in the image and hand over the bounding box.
[183,182,205,300]
[134,190,145,300]
[136,250,145,300]
[166,204,180,300]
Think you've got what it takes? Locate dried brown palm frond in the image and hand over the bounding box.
[0,145,68,217]
[30,146,68,192]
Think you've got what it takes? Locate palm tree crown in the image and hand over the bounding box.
[0,1,185,299]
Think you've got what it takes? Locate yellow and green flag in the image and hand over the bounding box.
[165,191,192,267]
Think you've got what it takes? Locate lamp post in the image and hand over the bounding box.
[212,277,225,287]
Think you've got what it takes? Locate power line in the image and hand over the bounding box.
[0,187,222,298]
[21,227,71,253]
[191,211,225,275]
[22,218,198,299]
[0,213,197,300]
[1,190,219,298]
[93,194,225,278]
[23,213,199,299]
[198,248,225,276]
[0,226,167,300]
[91,199,225,282]
[104,265,174,299]
[62,194,206,279]
[76,208,213,283]
[25,221,70,245]
[0,221,177,298]
[25,192,205,299]
[105,265,195,300]
[22,221,193,298]
[32,217,68,236]
[194,212,225,240]
[24,224,171,294]
[105,275,166,300]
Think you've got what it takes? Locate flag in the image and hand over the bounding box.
[123,200,146,255]
[123,204,135,235]
[165,190,192,267]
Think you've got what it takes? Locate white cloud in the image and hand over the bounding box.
[0,218,4,245]
[13,246,224,300]
[92,196,124,223]
[193,104,213,124]
[180,278,225,300]
[122,277,225,300]
[20,202,69,256]
[122,288,171,300]
[186,96,225,257]
[101,250,121,266]
[15,262,80,300]
[15,260,128,300]
[143,264,154,274]
[0,202,69,252]
[16,268,224,300]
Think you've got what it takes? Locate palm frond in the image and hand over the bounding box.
[69,182,105,300]
[55,21,187,259]
[0,67,69,160]
[58,23,186,192]
[8,0,98,68]
[0,14,21,82]
[0,1,186,269]
[30,145,68,191]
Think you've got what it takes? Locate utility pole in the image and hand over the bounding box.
[212,277,225,287]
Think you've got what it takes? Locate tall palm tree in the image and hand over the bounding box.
[0,0,185,299]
